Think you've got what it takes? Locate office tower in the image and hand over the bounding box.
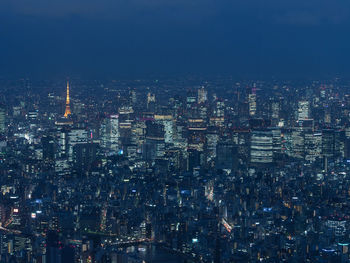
[109,115,119,150]
[73,143,98,176]
[335,130,345,158]
[188,118,206,152]
[206,127,219,163]
[215,141,238,171]
[233,129,250,162]
[322,129,335,158]
[163,119,175,144]
[100,115,119,152]
[67,128,88,161]
[186,89,197,108]
[321,129,344,159]
[0,106,5,134]
[324,111,331,124]
[131,121,146,147]
[198,86,208,104]
[269,127,282,154]
[248,86,257,117]
[291,127,305,159]
[130,90,137,105]
[271,101,280,120]
[57,127,70,158]
[250,130,273,164]
[199,105,208,120]
[147,92,156,112]
[143,121,165,161]
[155,114,174,144]
[64,81,72,118]
[304,132,322,162]
[298,101,310,120]
[214,100,225,118]
[290,120,313,159]
[42,135,56,161]
[187,149,201,172]
[118,119,132,150]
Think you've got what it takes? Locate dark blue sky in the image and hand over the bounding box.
[1,0,350,79]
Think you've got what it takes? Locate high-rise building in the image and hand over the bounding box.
[290,120,313,159]
[42,135,56,161]
[187,149,201,172]
[73,143,98,176]
[248,86,257,117]
[291,127,305,159]
[206,127,219,163]
[250,130,273,164]
[214,100,225,118]
[198,87,208,104]
[186,89,197,108]
[271,101,280,120]
[269,127,282,154]
[322,129,335,158]
[304,132,322,162]
[142,121,165,161]
[0,106,5,134]
[155,115,174,144]
[216,141,238,171]
[57,127,70,158]
[298,101,310,120]
[147,92,156,112]
[68,129,88,162]
[100,115,119,152]
[130,90,137,105]
[188,118,206,152]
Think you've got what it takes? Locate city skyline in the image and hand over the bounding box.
[2,1,350,262]
[0,77,350,261]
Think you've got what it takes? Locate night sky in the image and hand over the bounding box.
[1,0,350,79]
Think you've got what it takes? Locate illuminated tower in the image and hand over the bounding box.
[64,81,72,118]
[248,86,257,117]
[297,100,310,121]
[198,86,207,104]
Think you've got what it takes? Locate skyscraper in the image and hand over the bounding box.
[248,86,257,117]
[100,115,119,152]
[73,143,98,176]
[0,106,5,134]
[42,135,56,161]
[143,120,165,160]
[198,86,208,104]
[297,101,310,121]
[216,141,238,171]
[250,130,273,164]
[322,129,335,158]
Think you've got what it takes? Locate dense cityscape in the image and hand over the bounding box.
[0,77,350,262]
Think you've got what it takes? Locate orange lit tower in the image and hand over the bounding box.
[64,81,72,118]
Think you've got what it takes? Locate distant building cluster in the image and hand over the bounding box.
[0,78,350,262]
